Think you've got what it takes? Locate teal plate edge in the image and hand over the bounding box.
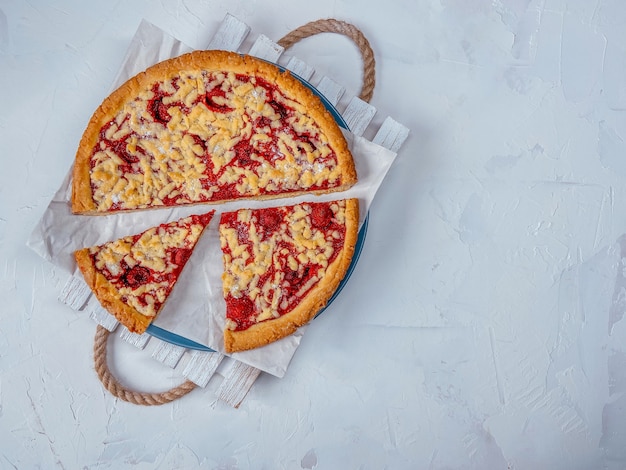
[146,67,370,352]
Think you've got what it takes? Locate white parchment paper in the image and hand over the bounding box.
[27,20,398,377]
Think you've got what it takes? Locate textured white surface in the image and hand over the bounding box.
[2,0,626,468]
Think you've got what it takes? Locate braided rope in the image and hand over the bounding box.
[93,325,196,406]
[277,19,376,103]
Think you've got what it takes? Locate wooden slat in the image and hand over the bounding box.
[217,361,262,408]
[314,76,345,107]
[342,96,377,136]
[284,56,315,81]
[151,340,186,368]
[58,276,91,310]
[207,13,250,51]
[182,351,224,387]
[372,116,410,152]
[119,327,151,350]
[248,34,284,62]
[89,305,119,332]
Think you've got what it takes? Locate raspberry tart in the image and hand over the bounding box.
[72,50,357,214]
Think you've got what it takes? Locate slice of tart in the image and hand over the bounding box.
[219,199,359,352]
[75,212,214,333]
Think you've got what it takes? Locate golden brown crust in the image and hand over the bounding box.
[224,198,359,353]
[72,50,357,215]
[271,61,357,190]
[72,68,148,214]
[74,248,152,333]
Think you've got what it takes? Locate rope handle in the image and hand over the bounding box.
[92,19,376,405]
[94,325,197,405]
[277,19,376,103]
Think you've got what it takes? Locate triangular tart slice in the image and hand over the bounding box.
[218,199,359,353]
[74,211,214,333]
[72,50,357,214]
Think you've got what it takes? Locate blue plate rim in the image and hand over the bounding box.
[146,65,369,352]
